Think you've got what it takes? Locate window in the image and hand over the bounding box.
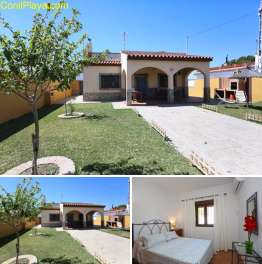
[195,200,214,227]
[100,74,120,89]
[158,74,168,88]
[230,82,238,90]
[49,214,60,222]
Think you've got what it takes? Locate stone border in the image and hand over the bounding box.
[4,156,75,175]
[2,255,37,264]
[58,112,85,119]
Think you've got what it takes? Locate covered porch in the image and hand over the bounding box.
[122,51,212,106]
[61,202,105,229]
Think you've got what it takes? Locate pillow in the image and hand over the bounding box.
[142,233,167,249]
[165,231,178,242]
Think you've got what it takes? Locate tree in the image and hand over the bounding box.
[227,55,255,65]
[0,178,44,264]
[0,2,105,174]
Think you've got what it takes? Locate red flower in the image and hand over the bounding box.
[243,216,257,240]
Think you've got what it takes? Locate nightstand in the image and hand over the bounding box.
[173,228,183,237]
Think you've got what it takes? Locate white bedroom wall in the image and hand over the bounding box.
[176,183,239,245]
[236,178,262,256]
[132,178,179,224]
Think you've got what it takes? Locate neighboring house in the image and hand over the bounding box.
[192,63,262,102]
[83,49,213,105]
[40,202,105,229]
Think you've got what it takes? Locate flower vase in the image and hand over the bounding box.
[245,240,253,254]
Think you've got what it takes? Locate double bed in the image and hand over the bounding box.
[133,220,214,264]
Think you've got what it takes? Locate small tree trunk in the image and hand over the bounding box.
[32,103,39,175]
[15,230,20,264]
[64,92,68,115]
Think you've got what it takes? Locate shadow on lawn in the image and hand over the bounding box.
[81,158,164,175]
[83,114,109,120]
[41,256,95,264]
[248,104,262,111]
[0,105,61,142]
[0,229,29,248]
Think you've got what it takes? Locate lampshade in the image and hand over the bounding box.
[170,217,176,228]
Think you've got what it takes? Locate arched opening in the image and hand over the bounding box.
[86,211,102,228]
[173,68,205,103]
[66,210,83,228]
[131,67,168,104]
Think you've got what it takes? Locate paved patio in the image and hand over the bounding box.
[112,102,262,174]
[65,229,130,264]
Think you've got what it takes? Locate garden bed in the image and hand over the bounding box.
[2,255,37,264]
[58,112,85,119]
[20,164,59,175]
[4,156,75,175]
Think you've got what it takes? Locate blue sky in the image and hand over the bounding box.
[0,0,259,66]
[0,177,129,209]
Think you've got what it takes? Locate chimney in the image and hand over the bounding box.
[85,38,93,57]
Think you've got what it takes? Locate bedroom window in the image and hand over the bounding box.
[49,214,60,222]
[100,74,120,89]
[195,200,214,227]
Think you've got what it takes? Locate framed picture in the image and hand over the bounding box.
[247,192,258,235]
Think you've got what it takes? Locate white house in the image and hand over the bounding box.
[40,202,105,229]
[83,48,212,105]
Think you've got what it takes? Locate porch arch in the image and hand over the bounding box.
[129,67,169,103]
[65,210,84,229]
[86,210,104,228]
[173,67,210,102]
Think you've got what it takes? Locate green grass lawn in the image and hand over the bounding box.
[0,103,199,175]
[203,102,262,122]
[0,228,100,264]
[100,228,130,239]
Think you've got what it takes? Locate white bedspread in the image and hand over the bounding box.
[133,237,213,264]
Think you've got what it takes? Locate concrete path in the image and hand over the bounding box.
[112,102,262,174]
[65,229,130,264]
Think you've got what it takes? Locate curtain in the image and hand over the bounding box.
[183,199,195,238]
[213,194,230,252]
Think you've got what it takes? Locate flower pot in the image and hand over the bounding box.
[245,240,253,254]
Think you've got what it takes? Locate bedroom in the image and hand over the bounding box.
[132,177,262,264]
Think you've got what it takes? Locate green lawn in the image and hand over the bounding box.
[203,102,262,122]
[0,228,100,264]
[0,103,199,175]
[100,228,130,239]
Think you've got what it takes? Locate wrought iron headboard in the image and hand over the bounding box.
[132,219,171,244]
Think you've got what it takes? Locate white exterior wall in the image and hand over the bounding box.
[83,53,211,104]
[41,209,61,227]
[83,65,122,101]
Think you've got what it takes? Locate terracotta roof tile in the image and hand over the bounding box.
[122,50,213,61]
[62,202,105,208]
[209,63,254,72]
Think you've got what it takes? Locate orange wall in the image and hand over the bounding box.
[251,78,262,102]
[0,220,38,239]
[188,78,221,99]
[0,81,80,124]
[0,92,48,124]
